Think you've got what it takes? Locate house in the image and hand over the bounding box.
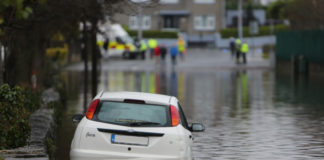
[226,9,266,27]
[112,0,226,46]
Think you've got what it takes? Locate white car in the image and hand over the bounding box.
[70,91,205,160]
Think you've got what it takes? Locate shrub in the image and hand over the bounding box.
[0,84,31,149]
[22,88,42,113]
[126,30,178,38]
[220,24,290,38]
[262,44,275,54]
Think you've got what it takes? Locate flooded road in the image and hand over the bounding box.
[56,51,324,160]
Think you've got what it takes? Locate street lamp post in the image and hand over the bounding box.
[137,5,143,40]
[238,0,243,39]
[132,0,151,40]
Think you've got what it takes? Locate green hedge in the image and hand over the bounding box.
[220,24,290,38]
[0,84,41,149]
[0,84,34,149]
[126,30,178,39]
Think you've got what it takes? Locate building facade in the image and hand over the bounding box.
[113,0,226,45]
[226,9,266,27]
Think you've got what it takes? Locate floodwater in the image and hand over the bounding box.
[55,58,324,160]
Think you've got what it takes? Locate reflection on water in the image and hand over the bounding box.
[56,68,324,160]
[98,69,186,103]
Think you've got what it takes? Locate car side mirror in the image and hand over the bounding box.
[190,123,205,132]
[72,114,84,123]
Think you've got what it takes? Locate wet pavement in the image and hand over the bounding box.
[57,49,324,160]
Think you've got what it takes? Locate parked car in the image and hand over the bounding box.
[70,91,205,160]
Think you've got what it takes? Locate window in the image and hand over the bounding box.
[178,103,189,129]
[194,15,215,30]
[160,0,178,4]
[129,16,151,30]
[163,16,179,29]
[194,0,215,4]
[96,101,170,127]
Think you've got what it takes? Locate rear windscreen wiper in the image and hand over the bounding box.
[127,121,161,126]
[97,128,165,137]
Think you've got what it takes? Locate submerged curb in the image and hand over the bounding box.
[0,88,60,160]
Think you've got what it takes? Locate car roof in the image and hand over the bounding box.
[99,91,173,106]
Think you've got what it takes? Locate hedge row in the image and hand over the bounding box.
[126,30,178,39]
[220,24,290,38]
[0,84,41,149]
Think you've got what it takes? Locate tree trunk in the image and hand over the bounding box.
[0,43,3,85]
[91,22,98,98]
[3,29,46,88]
[83,21,89,112]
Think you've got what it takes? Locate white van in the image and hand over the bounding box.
[97,22,139,59]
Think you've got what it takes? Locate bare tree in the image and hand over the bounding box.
[285,0,324,30]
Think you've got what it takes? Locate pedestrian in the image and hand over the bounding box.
[229,37,235,58]
[154,45,161,65]
[103,38,110,58]
[148,38,157,59]
[160,44,167,65]
[241,41,249,64]
[235,38,242,64]
[134,37,140,49]
[139,40,147,60]
[177,36,186,60]
[170,45,178,66]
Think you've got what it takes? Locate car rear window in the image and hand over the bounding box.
[95,101,170,127]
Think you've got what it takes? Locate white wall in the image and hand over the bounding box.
[215,33,276,48]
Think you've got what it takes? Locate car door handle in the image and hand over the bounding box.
[189,135,193,139]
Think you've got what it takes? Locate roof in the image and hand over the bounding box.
[99,91,172,106]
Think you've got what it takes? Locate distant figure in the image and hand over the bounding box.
[229,37,235,58]
[139,40,147,60]
[154,45,161,64]
[170,46,178,66]
[160,45,167,64]
[241,41,249,64]
[235,38,242,64]
[177,36,186,60]
[103,38,109,51]
[134,38,141,48]
[148,38,158,59]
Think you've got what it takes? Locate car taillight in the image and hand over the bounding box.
[86,99,100,120]
[170,105,180,126]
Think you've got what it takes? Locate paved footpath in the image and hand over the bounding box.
[66,48,274,72]
[0,89,60,160]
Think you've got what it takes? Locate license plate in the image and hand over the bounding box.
[111,134,149,146]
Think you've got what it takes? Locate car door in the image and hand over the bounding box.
[178,102,193,158]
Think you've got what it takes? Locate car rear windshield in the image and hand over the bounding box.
[95,101,170,127]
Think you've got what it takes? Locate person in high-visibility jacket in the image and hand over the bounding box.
[148,38,158,59]
[240,41,249,64]
[177,36,186,60]
[140,40,147,60]
[235,38,242,63]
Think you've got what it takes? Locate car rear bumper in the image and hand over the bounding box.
[70,148,188,160]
